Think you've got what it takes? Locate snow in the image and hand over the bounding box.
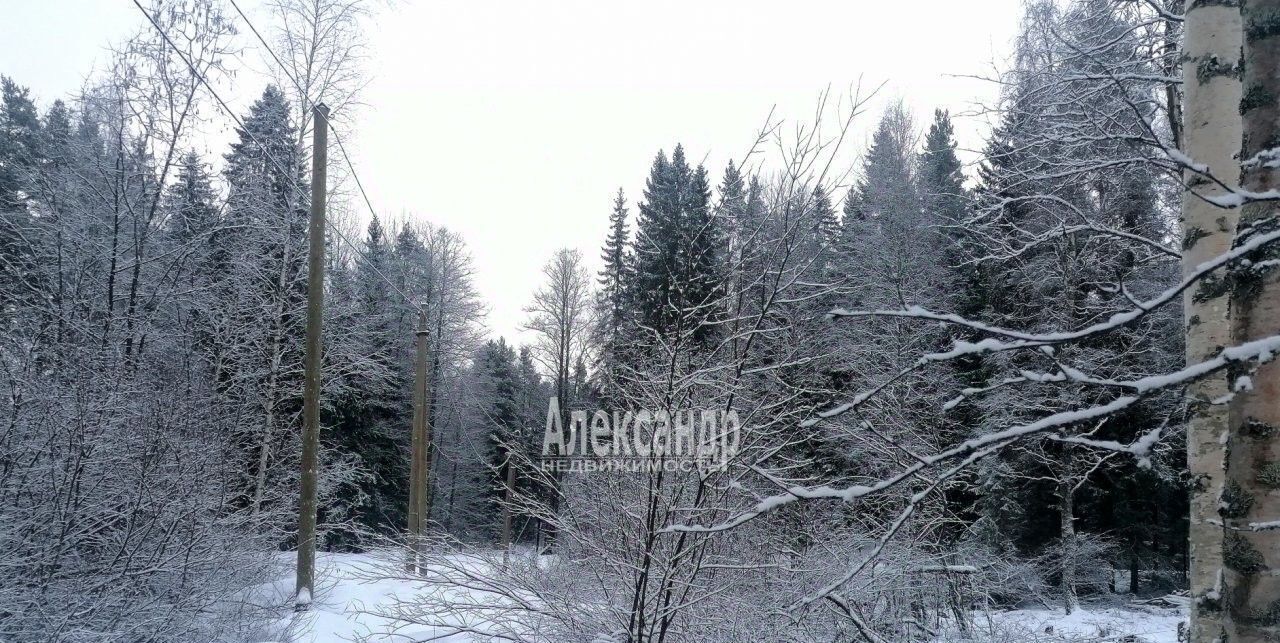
[247,552,1190,643]
[940,603,1186,643]
[914,564,980,573]
[1241,146,1280,171]
[1163,146,1210,175]
[254,551,486,643]
[1205,188,1280,209]
[1245,519,1280,532]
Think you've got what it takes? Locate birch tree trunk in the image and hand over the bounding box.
[1181,2,1241,640]
[1225,1,1280,639]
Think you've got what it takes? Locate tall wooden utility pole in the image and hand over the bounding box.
[296,102,328,604]
[407,307,432,570]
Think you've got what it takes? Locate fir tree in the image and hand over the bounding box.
[359,216,396,351]
[837,102,928,310]
[322,214,411,545]
[920,110,965,213]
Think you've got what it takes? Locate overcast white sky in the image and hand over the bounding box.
[1,0,1023,343]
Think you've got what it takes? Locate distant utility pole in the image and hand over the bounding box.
[296,102,328,605]
[407,308,432,571]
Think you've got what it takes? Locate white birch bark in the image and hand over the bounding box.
[1224,2,1280,640]
[1181,2,1241,640]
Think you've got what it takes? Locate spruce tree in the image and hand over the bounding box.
[919,110,971,308]
[223,86,304,227]
[479,338,521,536]
[840,103,918,227]
[0,76,42,209]
[161,152,221,357]
[717,162,746,231]
[598,188,631,335]
[630,144,721,343]
[631,149,676,333]
[919,109,986,443]
[41,100,72,169]
[324,215,410,544]
[809,185,839,248]
[837,103,927,309]
[717,161,750,308]
[166,152,219,244]
[0,77,43,317]
[683,159,722,342]
[215,84,309,512]
[800,185,839,291]
[359,216,396,351]
[595,191,630,403]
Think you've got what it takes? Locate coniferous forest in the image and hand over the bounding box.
[3,0,1280,641]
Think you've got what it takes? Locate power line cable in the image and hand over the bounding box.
[222,0,417,311]
[226,0,402,308]
[132,0,418,308]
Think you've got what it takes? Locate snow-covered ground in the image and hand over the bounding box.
[943,603,1186,642]
[254,552,1187,643]
[253,551,473,643]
